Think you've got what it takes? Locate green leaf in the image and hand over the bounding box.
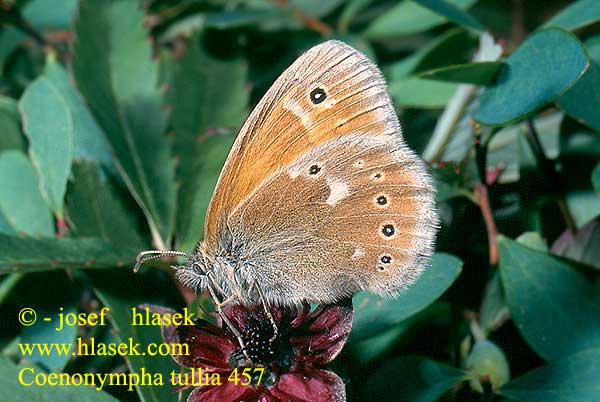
[346,303,452,364]
[21,305,77,371]
[586,35,600,63]
[291,0,345,17]
[19,77,74,218]
[500,348,600,402]
[91,269,181,402]
[479,271,508,334]
[0,234,138,274]
[543,0,600,31]
[167,36,247,250]
[362,355,468,402]
[558,61,600,132]
[365,0,477,39]
[43,56,114,167]
[205,9,290,29]
[516,231,548,252]
[66,162,145,247]
[0,98,25,153]
[351,253,462,342]
[72,0,176,246]
[0,357,120,402]
[413,0,483,31]
[419,61,503,85]
[0,151,54,236]
[593,162,600,193]
[389,77,458,108]
[23,0,78,31]
[385,28,474,80]
[338,0,376,32]
[474,28,589,126]
[498,236,600,360]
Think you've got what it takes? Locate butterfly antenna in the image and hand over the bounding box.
[133,250,192,273]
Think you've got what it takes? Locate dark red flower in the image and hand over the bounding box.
[144,300,353,402]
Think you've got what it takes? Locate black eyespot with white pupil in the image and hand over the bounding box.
[310,87,327,104]
[381,255,392,264]
[309,164,321,175]
[382,224,395,237]
[377,195,387,205]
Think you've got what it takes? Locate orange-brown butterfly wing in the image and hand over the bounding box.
[200,40,437,304]
[204,41,401,248]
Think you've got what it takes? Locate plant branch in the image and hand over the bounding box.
[525,119,576,232]
[474,125,499,266]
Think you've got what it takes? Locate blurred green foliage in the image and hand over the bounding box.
[0,0,599,401]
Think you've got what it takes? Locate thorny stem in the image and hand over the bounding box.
[473,125,500,266]
[525,119,576,233]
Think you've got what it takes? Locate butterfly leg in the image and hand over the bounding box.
[203,273,252,361]
[250,280,278,343]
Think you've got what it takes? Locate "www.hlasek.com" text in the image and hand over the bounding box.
[19,337,189,357]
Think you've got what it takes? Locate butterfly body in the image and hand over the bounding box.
[174,40,438,306]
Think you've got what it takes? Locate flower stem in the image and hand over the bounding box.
[474,126,500,266]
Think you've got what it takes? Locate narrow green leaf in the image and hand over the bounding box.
[498,236,600,360]
[72,0,176,245]
[0,98,25,153]
[500,348,600,402]
[176,133,236,251]
[419,61,503,84]
[558,61,600,132]
[389,77,458,108]
[593,162,600,193]
[413,0,484,31]
[43,56,114,167]
[167,36,247,250]
[385,28,473,81]
[66,162,145,247]
[205,9,290,29]
[291,0,345,18]
[362,355,468,402]
[479,271,508,334]
[0,357,120,402]
[475,28,589,126]
[0,234,138,274]
[543,0,600,31]
[0,151,54,236]
[365,0,476,39]
[19,77,74,218]
[351,253,462,342]
[338,0,376,32]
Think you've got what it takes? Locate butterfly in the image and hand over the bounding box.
[136,40,438,313]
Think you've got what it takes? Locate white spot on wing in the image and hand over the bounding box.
[352,248,365,259]
[284,99,312,127]
[326,178,349,205]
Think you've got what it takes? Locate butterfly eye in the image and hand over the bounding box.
[382,224,395,237]
[308,164,321,175]
[310,87,327,104]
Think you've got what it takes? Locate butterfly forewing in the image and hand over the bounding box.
[201,40,437,305]
[204,41,400,248]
